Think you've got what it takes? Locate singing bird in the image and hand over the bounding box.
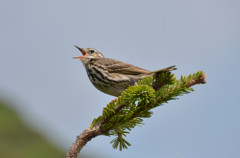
[74,46,176,97]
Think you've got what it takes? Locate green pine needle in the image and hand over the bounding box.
[90,70,206,150]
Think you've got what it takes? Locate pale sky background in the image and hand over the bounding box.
[1,0,240,158]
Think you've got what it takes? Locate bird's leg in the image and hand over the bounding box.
[131,80,138,86]
[112,98,118,102]
[110,80,139,103]
[112,81,138,102]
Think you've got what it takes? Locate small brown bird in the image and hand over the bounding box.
[74,46,176,97]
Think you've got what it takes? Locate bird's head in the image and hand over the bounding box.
[73,46,104,64]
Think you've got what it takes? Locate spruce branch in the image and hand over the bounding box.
[66,70,207,158]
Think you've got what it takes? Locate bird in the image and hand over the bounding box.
[73,46,176,97]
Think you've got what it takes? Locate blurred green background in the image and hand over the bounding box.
[0,100,64,158]
[0,99,93,158]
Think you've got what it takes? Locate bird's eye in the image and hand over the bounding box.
[89,50,95,53]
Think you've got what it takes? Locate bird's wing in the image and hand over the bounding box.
[94,58,150,75]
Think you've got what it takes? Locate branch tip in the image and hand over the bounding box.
[186,74,207,88]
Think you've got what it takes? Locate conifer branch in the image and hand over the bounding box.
[66,71,207,158]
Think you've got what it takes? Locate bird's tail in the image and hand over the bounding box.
[150,65,177,75]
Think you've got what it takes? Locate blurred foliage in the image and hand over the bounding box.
[0,100,65,158]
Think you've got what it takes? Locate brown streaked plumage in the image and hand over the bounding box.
[74,46,176,96]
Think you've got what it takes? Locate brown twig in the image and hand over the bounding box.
[66,102,126,158]
[66,73,207,158]
[66,126,102,158]
[186,74,207,88]
[153,79,170,91]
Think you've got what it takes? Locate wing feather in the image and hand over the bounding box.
[94,58,150,75]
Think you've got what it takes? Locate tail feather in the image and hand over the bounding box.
[150,65,177,74]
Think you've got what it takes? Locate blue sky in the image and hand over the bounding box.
[1,0,240,158]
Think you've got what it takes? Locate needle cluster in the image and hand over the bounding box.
[89,70,206,150]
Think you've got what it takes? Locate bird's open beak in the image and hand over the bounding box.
[73,46,87,59]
